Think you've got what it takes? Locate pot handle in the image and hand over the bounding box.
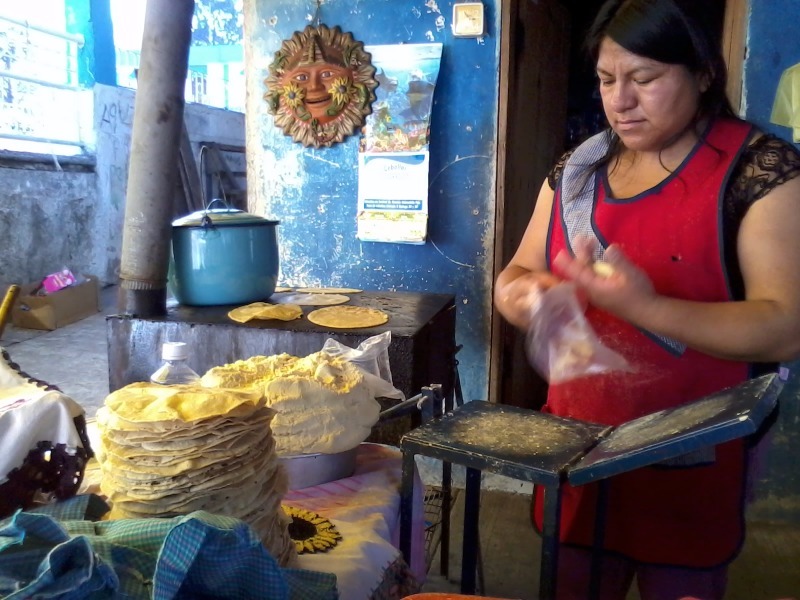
[206,198,233,211]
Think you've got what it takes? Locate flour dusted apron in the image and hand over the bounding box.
[533,118,755,567]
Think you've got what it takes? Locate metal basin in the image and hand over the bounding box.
[279,446,358,490]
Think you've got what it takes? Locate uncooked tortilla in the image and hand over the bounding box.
[592,262,615,278]
[271,292,350,306]
[228,302,303,323]
[295,287,362,294]
[307,305,389,329]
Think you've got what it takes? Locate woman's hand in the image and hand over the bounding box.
[552,240,658,324]
[494,268,562,329]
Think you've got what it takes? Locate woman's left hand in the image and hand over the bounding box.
[552,240,657,323]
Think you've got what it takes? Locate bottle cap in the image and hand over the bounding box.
[162,341,189,361]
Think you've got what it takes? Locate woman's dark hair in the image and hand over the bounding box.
[570,0,739,185]
[586,0,736,121]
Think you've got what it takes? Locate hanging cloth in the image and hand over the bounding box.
[771,62,800,142]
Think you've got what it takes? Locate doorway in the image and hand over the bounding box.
[490,0,743,408]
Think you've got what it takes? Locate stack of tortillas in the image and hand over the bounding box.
[200,351,382,455]
[95,382,297,566]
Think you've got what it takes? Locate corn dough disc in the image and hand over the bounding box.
[271,292,350,306]
[307,305,389,329]
[228,303,269,323]
[274,286,293,293]
[228,302,303,323]
[294,287,362,294]
[102,383,266,424]
[592,261,616,278]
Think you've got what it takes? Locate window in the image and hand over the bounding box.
[0,0,244,156]
[112,0,245,113]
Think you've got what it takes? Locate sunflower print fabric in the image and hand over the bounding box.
[284,505,343,554]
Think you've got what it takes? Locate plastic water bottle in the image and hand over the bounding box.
[150,342,200,385]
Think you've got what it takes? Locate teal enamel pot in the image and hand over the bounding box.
[171,206,280,306]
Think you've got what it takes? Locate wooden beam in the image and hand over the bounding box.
[490,0,515,405]
[723,0,749,114]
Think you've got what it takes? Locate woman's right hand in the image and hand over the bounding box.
[494,269,562,329]
[552,242,658,324]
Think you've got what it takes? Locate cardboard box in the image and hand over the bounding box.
[12,275,100,331]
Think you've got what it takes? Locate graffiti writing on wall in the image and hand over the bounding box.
[98,99,135,134]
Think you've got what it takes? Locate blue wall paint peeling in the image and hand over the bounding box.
[247,0,499,402]
[743,0,800,147]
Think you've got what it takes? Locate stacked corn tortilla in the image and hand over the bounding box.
[96,382,297,567]
[200,351,382,455]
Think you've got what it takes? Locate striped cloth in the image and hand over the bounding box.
[0,494,337,599]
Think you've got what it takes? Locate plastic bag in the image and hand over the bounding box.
[322,331,404,399]
[525,282,630,384]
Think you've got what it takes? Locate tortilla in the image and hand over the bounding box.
[96,382,297,567]
[307,305,389,329]
[295,287,362,294]
[273,286,293,292]
[271,292,350,306]
[228,302,303,323]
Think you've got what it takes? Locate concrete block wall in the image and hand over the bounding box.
[0,84,245,288]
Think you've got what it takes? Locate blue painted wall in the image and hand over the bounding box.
[743,0,800,147]
[65,0,117,86]
[245,0,500,403]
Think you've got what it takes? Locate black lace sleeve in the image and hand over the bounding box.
[547,148,576,190]
[728,134,800,208]
[723,134,800,302]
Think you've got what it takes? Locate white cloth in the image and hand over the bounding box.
[284,443,426,600]
[0,349,87,484]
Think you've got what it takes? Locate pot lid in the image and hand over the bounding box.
[172,207,279,228]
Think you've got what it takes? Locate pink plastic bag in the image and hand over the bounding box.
[41,269,76,294]
[525,282,630,384]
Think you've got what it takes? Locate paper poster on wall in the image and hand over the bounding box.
[357,43,443,244]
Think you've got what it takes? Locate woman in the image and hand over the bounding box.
[494,0,800,598]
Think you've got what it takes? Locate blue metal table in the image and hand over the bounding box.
[399,373,781,599]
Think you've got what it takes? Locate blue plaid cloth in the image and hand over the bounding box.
[0,494,337,599]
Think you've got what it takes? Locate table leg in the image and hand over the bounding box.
[460,467,481,594]
[589,479,609,600]
[441,460,452,577]
[539,484,562,600]
[399,449,416,564]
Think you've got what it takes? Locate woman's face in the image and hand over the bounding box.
[596,37,707,152]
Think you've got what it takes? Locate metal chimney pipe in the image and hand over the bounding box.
[117,0,194,316]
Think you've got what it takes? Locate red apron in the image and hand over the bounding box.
[534,118,754,567]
